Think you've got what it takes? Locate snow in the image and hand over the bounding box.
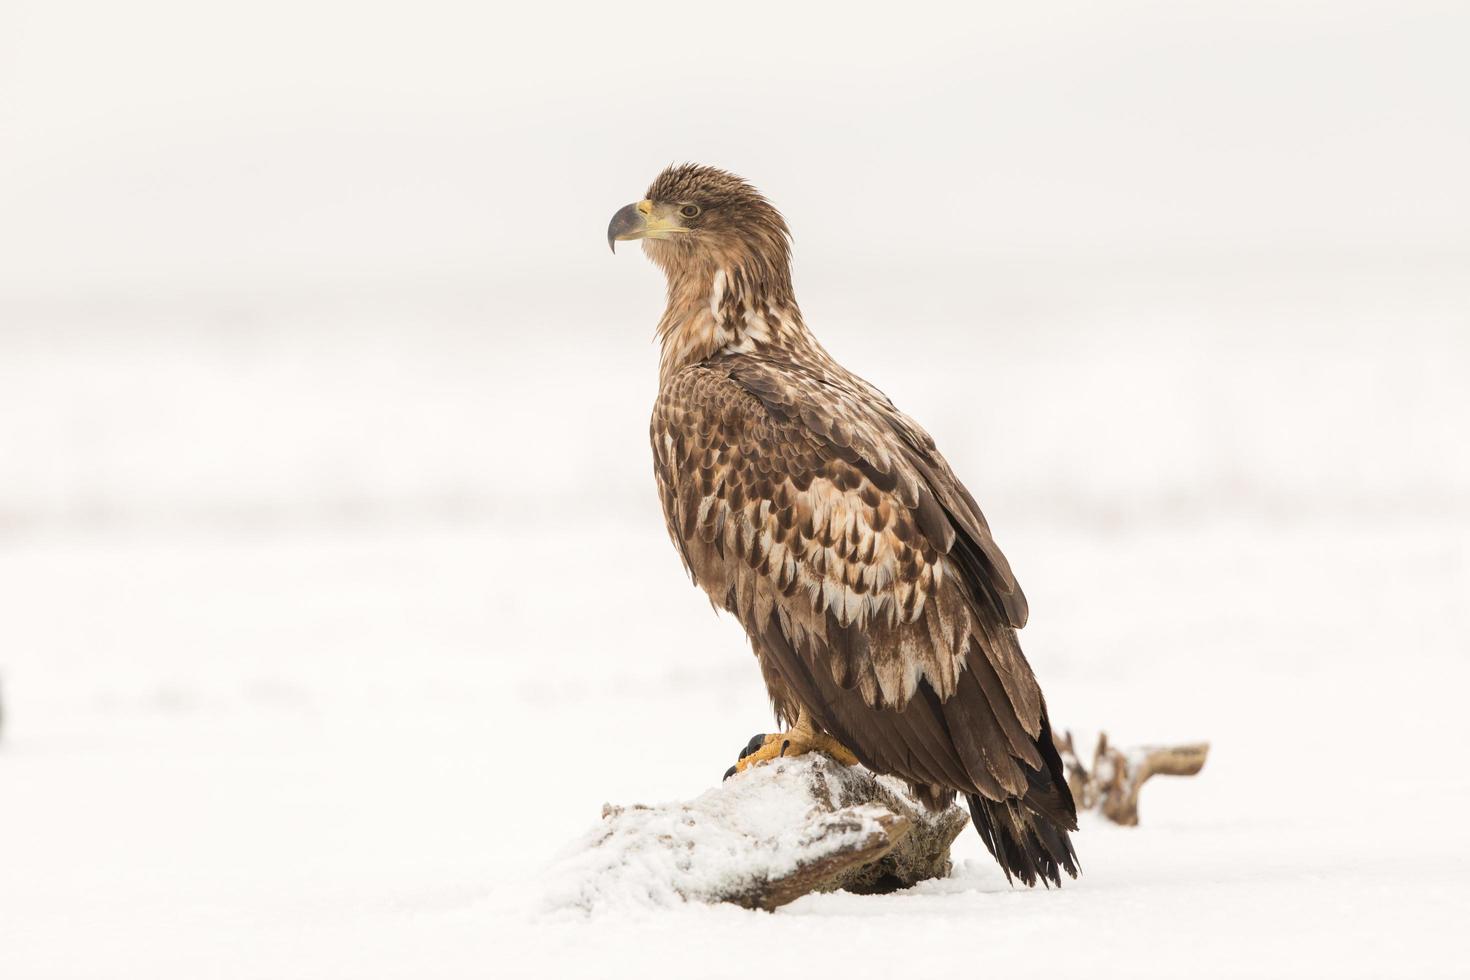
[1,307,1465,977]
[2,1,1469,976]
[544,757,897,913]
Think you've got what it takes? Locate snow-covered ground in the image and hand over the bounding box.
[1,289,1466,977]
[3,2,1468,975]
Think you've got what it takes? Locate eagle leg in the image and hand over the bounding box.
[725,709,859,778]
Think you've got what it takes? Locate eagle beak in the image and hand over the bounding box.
[607,201,651,253]
[608,199,690,253]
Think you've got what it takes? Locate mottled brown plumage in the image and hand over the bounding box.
[612,164,1078,886]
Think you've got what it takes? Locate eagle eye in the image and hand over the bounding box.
[680,204,701,218]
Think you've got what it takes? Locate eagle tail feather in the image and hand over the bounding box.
[966,710,1080,887]
[965,793,1079,888]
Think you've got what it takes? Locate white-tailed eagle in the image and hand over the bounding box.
[609,165,1078,887]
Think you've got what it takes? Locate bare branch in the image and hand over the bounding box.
[1055,730,1210,826]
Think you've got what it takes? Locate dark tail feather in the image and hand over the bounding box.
[963,703,1079,887]
[966,793,1079,887]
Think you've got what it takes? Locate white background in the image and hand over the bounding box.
[1,2,1466,977]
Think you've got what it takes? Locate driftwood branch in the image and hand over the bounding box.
[1053,730,1210,826]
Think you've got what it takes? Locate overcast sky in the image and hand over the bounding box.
[1,0,1466,300]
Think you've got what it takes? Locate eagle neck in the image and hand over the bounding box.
[656,261,813,385]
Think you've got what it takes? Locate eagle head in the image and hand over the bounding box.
[608,164,791,288]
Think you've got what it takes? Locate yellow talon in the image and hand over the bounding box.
[733,713,859,773]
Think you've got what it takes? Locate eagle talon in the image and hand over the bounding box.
[739,733,769,760]
[730,717,858,775]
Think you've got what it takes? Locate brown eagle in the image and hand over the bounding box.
[608,165,1078,886]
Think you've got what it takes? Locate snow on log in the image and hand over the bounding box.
[544,755,969,913]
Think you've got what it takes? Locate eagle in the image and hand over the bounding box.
[608,165,1078,887]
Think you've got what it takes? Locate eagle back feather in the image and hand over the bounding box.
[651,353,1041,747]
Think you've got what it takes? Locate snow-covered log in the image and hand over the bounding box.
[545,755,969,913]
[547,731,1209,913]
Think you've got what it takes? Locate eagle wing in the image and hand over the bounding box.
[651,354,1076,838]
